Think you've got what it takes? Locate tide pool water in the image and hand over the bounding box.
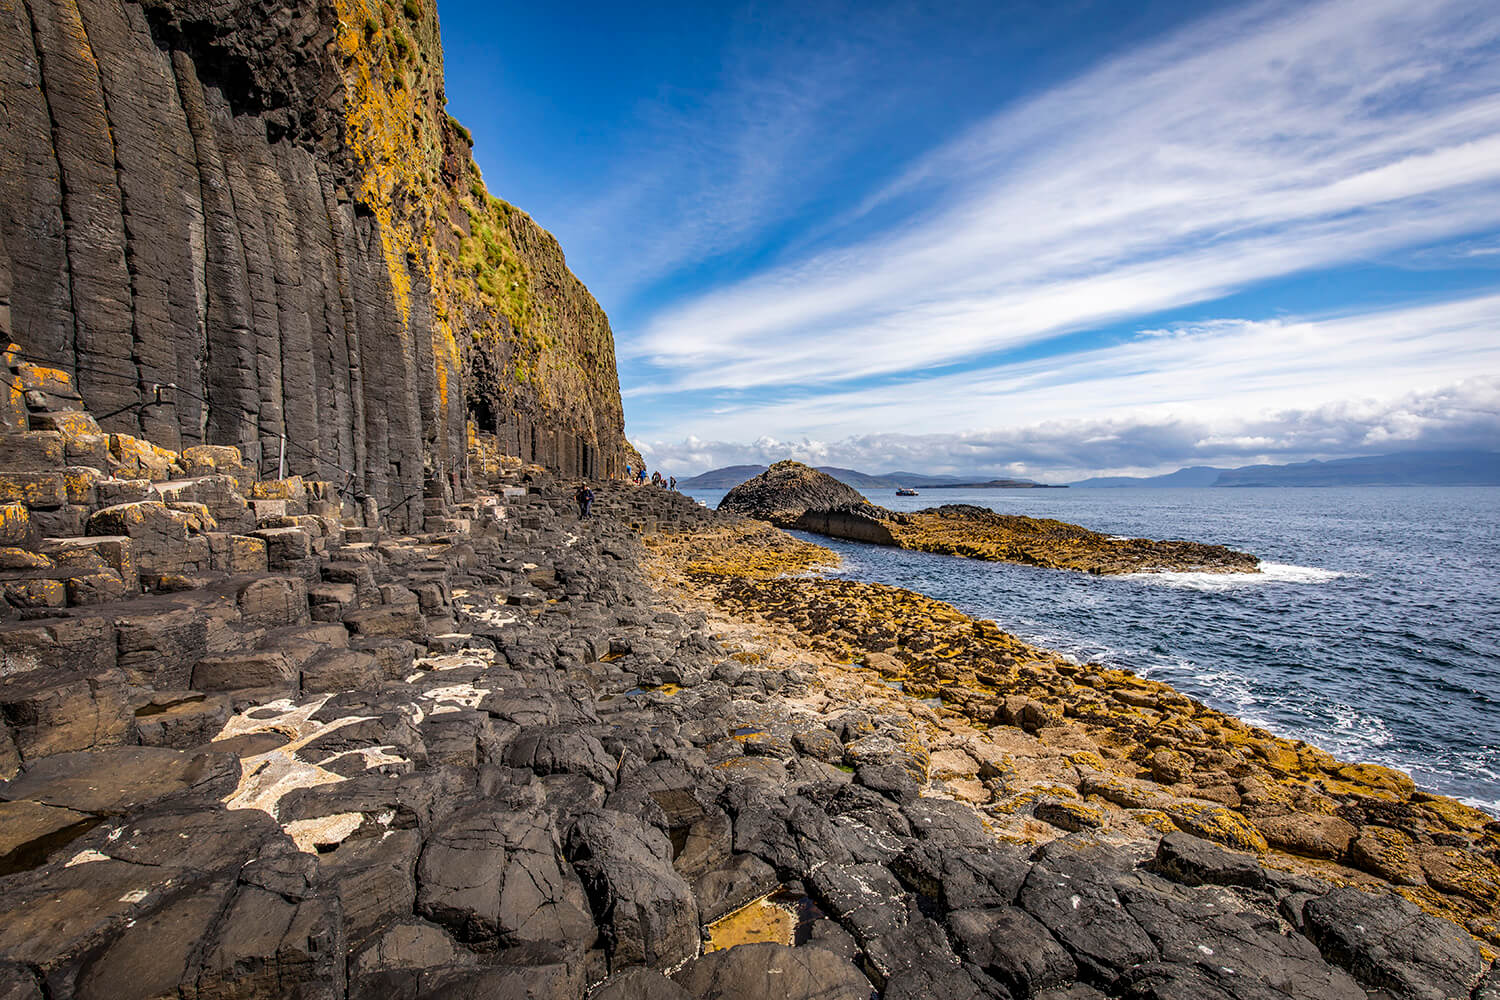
[685,485,1500,813]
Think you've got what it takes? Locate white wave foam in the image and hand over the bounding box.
[1121,561,1346,591]
[1258,562,1347,583]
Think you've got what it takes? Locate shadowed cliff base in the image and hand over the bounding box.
[720,462,1261,575]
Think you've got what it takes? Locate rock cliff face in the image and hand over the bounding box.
[0,0,632,529]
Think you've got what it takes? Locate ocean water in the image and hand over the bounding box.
[684,486,1500,814]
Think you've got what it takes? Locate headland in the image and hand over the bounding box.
[721,461,1261,575]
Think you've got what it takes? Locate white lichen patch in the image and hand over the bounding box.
[417,682,490,717]
[460,603,519,628]
[214,695,379,817]
[319,745,407,770]
[416,650,494,672]
[283,812,365,853]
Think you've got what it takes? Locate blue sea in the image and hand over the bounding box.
[684,486,1500,814]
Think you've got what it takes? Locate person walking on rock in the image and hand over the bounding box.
[575,485,595,518]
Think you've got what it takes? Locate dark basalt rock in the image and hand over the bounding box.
[891,843,1030,912]
[506,726,619,790]
[862,915,964,987]
[808,862,911,945]
[589,967,694,1000]
[1152,831,1267,890]
[0,432,1489,1000]
[0,745,240,815]
[416,801,595,951]
[348,918,475,991]
[949,907,1077,997]
[885,963,1011,1000]
[718,461,878,528]
[1301,887,1485,1000]
[725,790,855,877]
[1017,841,1158,987]
[693,852,780,923]
[0,964,40,1000]
[0,0,634,530]
[1115,874,1365,1000]
[567,809,699,971]
[318,829,425,948]
[671,942,873,1000]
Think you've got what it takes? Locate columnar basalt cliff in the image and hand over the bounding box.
[0,0,633,530]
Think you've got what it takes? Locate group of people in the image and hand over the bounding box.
[623,465,676,490]
[573,466,678,519]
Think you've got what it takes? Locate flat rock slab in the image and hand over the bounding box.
[1116,873,1366,1000]
[590,967,693,1000]
[0,746,240,814]
[949,905,1076,996]
[672,942,873,1000]
[1017,841,1158,987]
[0,799,98,875]
[1302,887,1485,1000]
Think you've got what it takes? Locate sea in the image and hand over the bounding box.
[682,485,1500,815]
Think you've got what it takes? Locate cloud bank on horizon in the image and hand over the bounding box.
[449,0,1500,478]
[636,377,1500,482]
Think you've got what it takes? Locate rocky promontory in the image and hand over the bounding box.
[720,462,1261,574]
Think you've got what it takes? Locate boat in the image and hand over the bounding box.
[895,487,919,496]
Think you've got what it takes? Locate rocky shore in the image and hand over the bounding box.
[720,462,1260,575]
[1,372,1497,998]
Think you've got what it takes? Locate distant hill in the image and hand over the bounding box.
[678,465,1055,490]
[1214,450,1500,487]
[926,480,1067,489]
[1071,451,1499,487]
[1071,466,1228,488]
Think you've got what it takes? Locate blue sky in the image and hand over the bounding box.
[441,0,1500,478]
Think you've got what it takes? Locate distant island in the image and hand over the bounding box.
[1070,449,1499,487]
[678,464,1062,490]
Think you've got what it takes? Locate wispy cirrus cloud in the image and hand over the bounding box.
[637,292,1500,442]
[624,0,1500,397]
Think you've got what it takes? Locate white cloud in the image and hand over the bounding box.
[631,292,1500,444]
[624,0,1500,397]
[636,376,1500,480]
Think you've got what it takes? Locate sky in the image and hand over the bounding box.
[439,0,1500,480]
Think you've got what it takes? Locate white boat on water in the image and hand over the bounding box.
[895,487,919,496]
